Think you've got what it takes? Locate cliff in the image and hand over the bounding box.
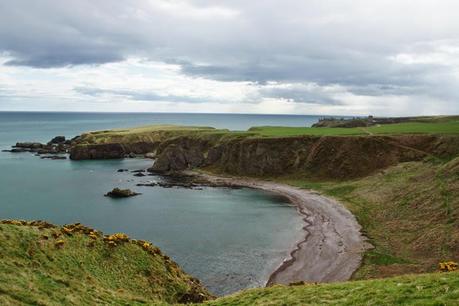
[70,142,158,159]
[150,134,459,179]
[69,125,459,180]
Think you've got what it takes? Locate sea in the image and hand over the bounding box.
[0,112,318,295]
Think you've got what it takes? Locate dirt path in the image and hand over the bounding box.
[190,172,371,286]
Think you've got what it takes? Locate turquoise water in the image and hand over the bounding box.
[0,112,308,295]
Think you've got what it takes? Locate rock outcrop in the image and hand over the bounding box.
[48,136,66,144]
[11,138,72,155]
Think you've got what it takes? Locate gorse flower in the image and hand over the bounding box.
[439,261,458,272]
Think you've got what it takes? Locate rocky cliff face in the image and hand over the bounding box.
[68,133,459,180]
[70,142,158,160]
[149,135,459,179]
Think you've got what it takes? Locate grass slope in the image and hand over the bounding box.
[208,271,459,305]
[2,222,458,306]
[0,221,211,305]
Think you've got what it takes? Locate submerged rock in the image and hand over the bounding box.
[126,152,137,158]
[104,188,141,198]
[40,155,67,160]
[136,182,158,187]
[117,169,129,172]
[2,148,28,153]
[15,142,43,149]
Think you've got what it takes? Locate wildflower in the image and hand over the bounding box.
[61,227,73,235]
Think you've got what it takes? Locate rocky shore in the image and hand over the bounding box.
[130,169,370,285]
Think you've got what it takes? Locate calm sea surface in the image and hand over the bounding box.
[0,112,315,295]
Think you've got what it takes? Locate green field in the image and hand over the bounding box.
[249,120,459,137]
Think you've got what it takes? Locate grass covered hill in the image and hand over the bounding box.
[1,220,458,305]
[0,221,212,305]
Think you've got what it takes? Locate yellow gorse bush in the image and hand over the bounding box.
[103,233,130,246]
[439,261,458,272]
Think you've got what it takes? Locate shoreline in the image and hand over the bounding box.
[188,171,371,286]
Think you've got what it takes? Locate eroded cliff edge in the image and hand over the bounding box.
[70,133,459,180]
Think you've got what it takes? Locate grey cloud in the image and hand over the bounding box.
[75,87,209,103]
[5,53,124,68]
[0,1,150,67]
[2,0,459,108]
[258,85,343,105]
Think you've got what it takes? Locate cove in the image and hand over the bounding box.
[1,153,304,295]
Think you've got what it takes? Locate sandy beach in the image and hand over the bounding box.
[191,172,371,286]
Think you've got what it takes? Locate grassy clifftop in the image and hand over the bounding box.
[249,118,459,137]
[74,125,227,145]
[75,117,459,143]
[0,221,211,305]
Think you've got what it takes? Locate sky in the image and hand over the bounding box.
[1,0,459,116]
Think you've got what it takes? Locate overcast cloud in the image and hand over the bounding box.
[0,0,458,115]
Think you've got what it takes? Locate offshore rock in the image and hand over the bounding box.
[104,188,141,198]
